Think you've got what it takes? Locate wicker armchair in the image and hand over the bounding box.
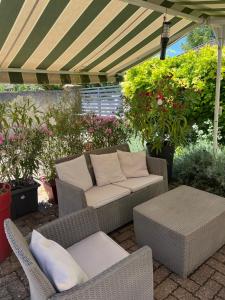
[4,207,153,300]
[56,144,168,233]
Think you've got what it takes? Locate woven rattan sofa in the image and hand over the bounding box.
[4,207,153,300]
[56,144,168,233]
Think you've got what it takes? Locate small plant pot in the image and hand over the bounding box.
[146,142,175,181]
[11,182,39,219]
[0,183,12,262]
[42,180,58,204]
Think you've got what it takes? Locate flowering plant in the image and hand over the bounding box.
[82,113,132,150]
[124,79,193,152]
[0,96,45,187]
[39,94,84,182]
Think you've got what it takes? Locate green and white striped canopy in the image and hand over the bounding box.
[0,0,224,85]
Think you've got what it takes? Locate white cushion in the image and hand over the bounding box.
[113,175,164,192]
[85,184,130,208]
[67,231,129,279]
[56,155,93,191]
[90,152,126,186]
[30,230,88,292]
[117,150,149,178]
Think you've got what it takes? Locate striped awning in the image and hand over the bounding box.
[0,0,223,84]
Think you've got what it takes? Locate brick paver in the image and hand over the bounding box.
[1,203,225,300]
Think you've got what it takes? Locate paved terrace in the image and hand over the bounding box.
[1,200,225,300]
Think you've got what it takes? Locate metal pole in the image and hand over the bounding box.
[213,27,224,153]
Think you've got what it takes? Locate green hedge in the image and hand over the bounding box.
[122,46,225,143]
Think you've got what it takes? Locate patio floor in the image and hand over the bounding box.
[1,203,225,300]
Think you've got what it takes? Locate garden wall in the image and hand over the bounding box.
[0,90,78,111]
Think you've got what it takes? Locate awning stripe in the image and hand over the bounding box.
[0,0,49,68]
[22,1,91,70]
[37,0,111,70]
[89,12,171,72]
[81,10,162,71]
[0,70,118,85]
[61,3,139,71]
[68,7,151,72]
[0,0,24,49]
[47,0,129,72]
[0,0,222,84]
[100,16,182,72]
[8,0,70,69]
[115,21,195,74]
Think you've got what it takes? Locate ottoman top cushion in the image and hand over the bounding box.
[134,185,225,236]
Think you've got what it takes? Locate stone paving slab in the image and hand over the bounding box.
[1,203,225,300]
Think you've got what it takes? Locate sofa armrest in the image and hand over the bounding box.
[37,207,100,248]
[50,246,153,300]
[147,155,168,190]
[56,178,87,217]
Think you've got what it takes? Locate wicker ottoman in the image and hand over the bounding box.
[133,185,225,278]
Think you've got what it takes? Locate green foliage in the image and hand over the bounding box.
[122,45,225,144]
[182,25,214,51]
[174,121,225,196]
[83,114,132,150]
[0,96,45,185]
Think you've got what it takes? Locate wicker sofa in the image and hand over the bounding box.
[56,144,168,233]
[4,207,153,300]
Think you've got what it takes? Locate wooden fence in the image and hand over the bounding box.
[80,85,122,115]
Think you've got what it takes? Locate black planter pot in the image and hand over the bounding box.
[146,142,175,181]
[11,182,39,219]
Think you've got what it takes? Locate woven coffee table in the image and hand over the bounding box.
[133,185,225,278]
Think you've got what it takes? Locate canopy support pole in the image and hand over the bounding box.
[213,26,225,153]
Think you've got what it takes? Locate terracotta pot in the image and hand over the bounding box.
[42,180,58,204]
[0,183,12,262]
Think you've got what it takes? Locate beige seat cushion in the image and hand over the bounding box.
[56,155,93,191]
[113,175,163,192]
[117,150,149,178]
[85,184,130,208]
[67,231,129,279]
[90,152,126,186]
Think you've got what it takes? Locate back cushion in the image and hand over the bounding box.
[90,153,126,186]
[117,150,149,178]
[56,155,93,191]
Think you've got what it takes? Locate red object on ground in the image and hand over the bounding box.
[0,183,12,262]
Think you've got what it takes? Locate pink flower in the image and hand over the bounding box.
[105,128,112,135]
[88,127,95,134]
[0,133,4,145]
[8,133,17,142]
[40,124,53,136]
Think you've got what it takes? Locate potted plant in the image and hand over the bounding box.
[39,94,84,203]
[0,97,45,219]
[0,183,11,261]
[124,79,193,179]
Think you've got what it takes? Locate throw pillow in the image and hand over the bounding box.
[117,150,149,178]
[90,152,126,186]
[56,155,93,191]
[30,230,88,292]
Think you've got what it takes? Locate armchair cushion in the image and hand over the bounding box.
[117,150,149,178]
[85,184,130,208]
[30,230,88,292]
[56,155,93,191]
[114,175,164,192]
[90,152,126,186]
[67,231,129,279]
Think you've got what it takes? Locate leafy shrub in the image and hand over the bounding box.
[0,96,45,186]
[122,45,225,143]
[82,114,133,150]
[173,121,225,196]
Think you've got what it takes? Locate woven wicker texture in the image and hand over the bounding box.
[56,145,168,233]
[134,185,225,278]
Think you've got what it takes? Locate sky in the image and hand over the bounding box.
[166,37,187,57]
